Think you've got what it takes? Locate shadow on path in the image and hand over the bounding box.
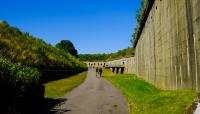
[37,98,71,114]
[36,68,128,114]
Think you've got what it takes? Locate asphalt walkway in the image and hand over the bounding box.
[53,68,128,114]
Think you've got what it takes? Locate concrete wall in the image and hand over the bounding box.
[124,57,135,73]
[106,57,135,74]
[134,0,200,91]
[85,62,106,68]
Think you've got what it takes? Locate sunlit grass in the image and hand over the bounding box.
[0,22,87,71]
[44,72,87,98]
[102,68,115,76]
[103,69,198,114]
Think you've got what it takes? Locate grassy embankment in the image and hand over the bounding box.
[0,21,87,80]
[103,69,198,114]
[44,72,87,98]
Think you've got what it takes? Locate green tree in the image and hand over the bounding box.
[56,40,78,57]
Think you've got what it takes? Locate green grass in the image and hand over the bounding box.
[0,21,87,71]
[103,69,198,114]
[44,72,87,98]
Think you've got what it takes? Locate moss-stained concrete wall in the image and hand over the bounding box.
[106,57,135,74]
[134,0,200,91]
[124,57,135,73]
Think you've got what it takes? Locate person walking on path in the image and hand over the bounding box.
[96,68,99,77]
[49,68,129,114]
[99,68,103,77]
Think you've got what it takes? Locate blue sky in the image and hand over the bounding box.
[0,0,142,54]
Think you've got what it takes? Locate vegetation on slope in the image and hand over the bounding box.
[0,21,86,71]
[44,72,87,98]
[0,21,87,113]
[0,58,44,113]
[132,0,152,47]
[103,69,198,114]
[78,47,134,61]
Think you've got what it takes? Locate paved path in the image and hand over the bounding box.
[52,68,128,114]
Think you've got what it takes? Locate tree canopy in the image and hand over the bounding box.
[78,47,134,62]
[56,40,78,57]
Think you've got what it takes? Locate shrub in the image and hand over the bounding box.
[0,58,44,113]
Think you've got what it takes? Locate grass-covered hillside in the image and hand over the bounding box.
[0,21,86,71]
[0,21,87,113]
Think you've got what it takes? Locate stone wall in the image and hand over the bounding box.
[134,0,200,91]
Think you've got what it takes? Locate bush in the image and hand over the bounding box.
[0,58,44,113]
